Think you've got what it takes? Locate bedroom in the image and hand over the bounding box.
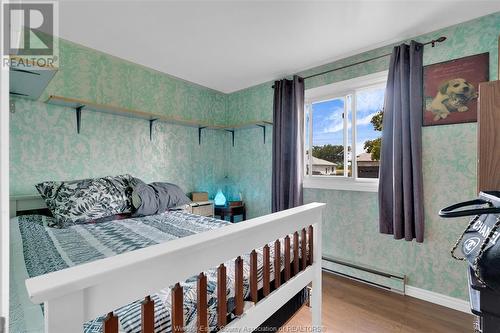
[1,1,500,332]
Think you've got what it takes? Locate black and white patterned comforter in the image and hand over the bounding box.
[10,211,298,333]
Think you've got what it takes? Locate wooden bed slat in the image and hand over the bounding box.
[301,228,307,270]
[308,225,314,265]
[284,235,291,282]
[235,256,244,316]
[293,232,299,276]
[250,250,258,303]
[217,264,227,328]
[103,312,118,333]
[197,273,208,333]
[274,240,281,289]
[263,244,270,296]
[141,296,155,333]
[171,283,184,333]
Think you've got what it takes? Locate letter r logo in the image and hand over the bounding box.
[3,2,54,56]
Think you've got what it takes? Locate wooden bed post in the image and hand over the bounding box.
[301,228,307,270]
[217,264,227,328]
[293,232,300,276]
[141,296,155,333]
[284,235,291,282]
[234,256,244,316]
[274,240,281,289]
[171,283,184,333]
[250,250,258,303]
[197,273,208,333]
[103,312,119,333]
[308,225,314,266]
[263,245,271,296]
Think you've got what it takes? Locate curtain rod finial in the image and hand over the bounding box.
[432,36,447,47]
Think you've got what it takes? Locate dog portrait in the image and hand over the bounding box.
[423,53,489,126]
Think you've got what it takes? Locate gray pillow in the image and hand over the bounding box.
[36,174,134,227]
[131,182,191,217]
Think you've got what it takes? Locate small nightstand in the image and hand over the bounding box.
[189,201,214,217]
[215,204,246,223]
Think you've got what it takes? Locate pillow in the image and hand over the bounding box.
[35,174,134,227]
[131,181,191,217]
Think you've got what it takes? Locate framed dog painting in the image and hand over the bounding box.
[423,53,489,126]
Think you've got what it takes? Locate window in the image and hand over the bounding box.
[304,71,387,192]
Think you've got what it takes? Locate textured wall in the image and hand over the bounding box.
[224,13,500,299]
[225,83,274,218]
[10,39,229,196]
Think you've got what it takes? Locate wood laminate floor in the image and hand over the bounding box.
[283,272,474,333]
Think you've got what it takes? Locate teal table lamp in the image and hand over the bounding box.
[214,188,227,206]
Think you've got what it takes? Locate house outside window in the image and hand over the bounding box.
[304,71,387,192]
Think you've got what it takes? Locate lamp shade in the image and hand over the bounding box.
[214,189,227,206]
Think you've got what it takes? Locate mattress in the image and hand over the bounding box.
[10,211,302,333]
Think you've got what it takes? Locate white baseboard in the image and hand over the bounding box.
[405,285,471,314]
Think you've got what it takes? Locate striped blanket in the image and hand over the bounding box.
[10,212,296,333]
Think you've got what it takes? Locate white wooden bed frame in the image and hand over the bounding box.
[11,195,325,333]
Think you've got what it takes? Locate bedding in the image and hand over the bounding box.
[131,181,192,217]
[35,174,134,227]
[10,211,300,333]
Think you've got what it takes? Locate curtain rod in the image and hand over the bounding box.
[272,36,446,88]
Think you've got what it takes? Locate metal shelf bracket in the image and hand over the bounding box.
[257,125,266,144]
[198,126,207,145]
[226,130,235,147]
[75,106,84,134]
[149,119,157,141]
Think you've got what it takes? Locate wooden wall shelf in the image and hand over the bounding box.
[45,95,272,145]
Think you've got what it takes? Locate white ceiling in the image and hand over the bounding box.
[58,1,500,93]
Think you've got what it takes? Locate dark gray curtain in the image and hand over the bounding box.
[379,41,425,242]
[272,75,305,212]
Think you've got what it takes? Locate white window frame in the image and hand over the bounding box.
[303,70,388,192]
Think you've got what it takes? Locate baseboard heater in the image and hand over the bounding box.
[322,256,406,294]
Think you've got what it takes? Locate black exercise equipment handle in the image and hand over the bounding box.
[439,199,500,218]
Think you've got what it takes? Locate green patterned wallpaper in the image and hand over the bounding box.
[10,39,229,196]
[224,12,500,299]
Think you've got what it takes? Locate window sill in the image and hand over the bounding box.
[303,177,379,192]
